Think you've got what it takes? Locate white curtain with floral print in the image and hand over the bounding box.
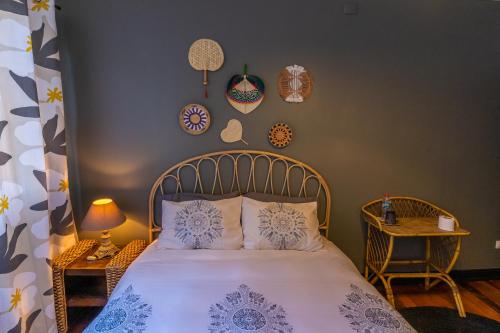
[0,1,77,332]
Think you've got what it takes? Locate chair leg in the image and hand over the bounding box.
[433,275,466,318]
[425,237,430,290]
[442,275,466,318]
[380,275,396,307]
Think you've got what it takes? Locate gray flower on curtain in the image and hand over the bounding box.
[30,170,48,211]
[9,71,40,118]
[49,201,74,236]
[31,23,59,71]
[0,0,27,16]
[7,309,41,333]
[0,223,27,274]
[43,115,66,155]
[0,121,12,165]
[30,170,73,236]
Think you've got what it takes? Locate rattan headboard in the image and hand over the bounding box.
[148,150,331,242]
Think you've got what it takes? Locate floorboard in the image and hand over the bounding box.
[388,280,500,322]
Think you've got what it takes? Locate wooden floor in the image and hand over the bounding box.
[69,280,500,332]
[387,280,500,322]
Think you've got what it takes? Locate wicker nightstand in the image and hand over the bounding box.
[52,239,147,333]
[362,197,470,318]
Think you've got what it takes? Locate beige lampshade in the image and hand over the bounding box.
[80,198,126,231]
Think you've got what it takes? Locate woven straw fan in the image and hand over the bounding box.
[188,39,224,98]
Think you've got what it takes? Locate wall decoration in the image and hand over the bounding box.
[226,64,265,114]
[179,104,211,135]
[220,119,248,145]
[278,64,313,103]
[188,39,224,98]
[268,123,293,148]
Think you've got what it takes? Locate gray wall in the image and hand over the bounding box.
[57,0,500,270]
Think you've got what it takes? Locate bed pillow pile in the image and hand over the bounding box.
[158,193,324,251]
[241,196,323,251]
[158,196,243,249]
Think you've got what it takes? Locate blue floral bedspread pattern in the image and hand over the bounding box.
[258,203,307,249]
[84,285,152,333]
[209,284,293,332]
[174,200,224,248]
[339,284,415,333]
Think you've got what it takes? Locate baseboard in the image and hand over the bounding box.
[450,268,500,281]
[382,268,500,285]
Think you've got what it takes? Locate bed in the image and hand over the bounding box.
[84,150,415,333]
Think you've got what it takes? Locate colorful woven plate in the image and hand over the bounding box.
[268,123,292,148]
[179,104,211,135]
[226,64,265,114]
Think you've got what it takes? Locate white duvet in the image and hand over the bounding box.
[84,239,415,333]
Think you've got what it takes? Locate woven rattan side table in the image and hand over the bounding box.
[52,239,147,332]
[361,197,470,317]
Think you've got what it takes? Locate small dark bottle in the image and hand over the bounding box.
[385,210,397,225]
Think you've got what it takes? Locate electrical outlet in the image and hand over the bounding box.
[496,240,500,249]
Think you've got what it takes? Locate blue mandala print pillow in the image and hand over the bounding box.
[242,197,323,250]
[84,285,151,333]
[339,284,416,333]
[158,196,243,249]
[209,284,293,333]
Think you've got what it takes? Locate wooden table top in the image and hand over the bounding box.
[65,246,113,276]
[379,217,471,237]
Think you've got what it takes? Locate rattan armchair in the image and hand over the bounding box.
[361,197,470,317]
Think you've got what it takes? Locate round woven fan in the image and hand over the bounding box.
[278,64,313,103]
[268,123,292,148]
[188,39,224,98]
[226,64,265,114]
[179,104,211,135]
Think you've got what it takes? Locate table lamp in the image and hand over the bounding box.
[81,198,126,260]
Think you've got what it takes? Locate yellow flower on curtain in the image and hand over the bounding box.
[25,36,32,52]
[0,272,38,330]
[47,87,63,103]
[31,0,50,12]
[0,194,9,215]
[8,288,21,312]
[58,179,68,192]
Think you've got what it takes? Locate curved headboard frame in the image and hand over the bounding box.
[148,150,331,243]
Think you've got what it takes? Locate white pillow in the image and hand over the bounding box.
[241,196,323,251]
[158,196,243,249]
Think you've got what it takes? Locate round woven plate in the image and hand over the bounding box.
[179,104,211,135]
[278,64,313,103]
[268,123,292,148]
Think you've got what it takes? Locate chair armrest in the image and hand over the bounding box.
[361,199,384,230]
[105,239,147,297]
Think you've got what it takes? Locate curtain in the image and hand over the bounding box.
[0,1,77,332]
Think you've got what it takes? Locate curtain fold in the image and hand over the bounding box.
[0,1,77,332]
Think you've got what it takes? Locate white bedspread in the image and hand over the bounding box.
[84,239,415,332]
